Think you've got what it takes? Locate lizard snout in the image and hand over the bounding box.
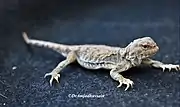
[155,46,159,51]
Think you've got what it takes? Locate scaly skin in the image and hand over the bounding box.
[22,32,180,91]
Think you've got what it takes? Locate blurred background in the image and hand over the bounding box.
[0,0,179,107]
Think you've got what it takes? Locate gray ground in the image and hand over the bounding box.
[0,0,179,107]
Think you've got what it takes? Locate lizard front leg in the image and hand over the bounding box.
[142,58,180,71]
[110,64,134,91]
[44,51,76,86]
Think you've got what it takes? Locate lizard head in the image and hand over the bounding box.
[126,37,159,60]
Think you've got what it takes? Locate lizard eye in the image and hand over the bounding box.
[142,44,149,48]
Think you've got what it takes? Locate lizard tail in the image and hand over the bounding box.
[22,32,73,56]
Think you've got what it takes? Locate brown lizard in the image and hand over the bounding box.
[22,32,180,91]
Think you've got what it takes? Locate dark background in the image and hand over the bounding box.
[0,0,179,107]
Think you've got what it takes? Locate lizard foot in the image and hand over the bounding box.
[117,77,134,91]
[160,64,180,71]
[44,72,60,86]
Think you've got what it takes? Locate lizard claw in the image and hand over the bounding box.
[160,64,180,71]
[117,82,123,88]
[44,72,60,86]
[117,78,134,91]
[162,66,166,72]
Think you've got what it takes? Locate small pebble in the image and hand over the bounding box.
[12,66,17,70]
[165,55,169,58]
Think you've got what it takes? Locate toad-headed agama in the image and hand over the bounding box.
[22,32,180,91]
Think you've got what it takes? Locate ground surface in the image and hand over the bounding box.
[0,0,179,107]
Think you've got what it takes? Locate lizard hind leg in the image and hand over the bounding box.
[44,51,76,86]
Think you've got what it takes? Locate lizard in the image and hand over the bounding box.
[22,32,180,91]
